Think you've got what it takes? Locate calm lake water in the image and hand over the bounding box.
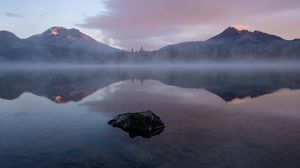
[0,67,300,168]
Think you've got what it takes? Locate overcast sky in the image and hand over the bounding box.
[1,0,300,50]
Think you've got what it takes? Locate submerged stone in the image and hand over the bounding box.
[108,110,165,138]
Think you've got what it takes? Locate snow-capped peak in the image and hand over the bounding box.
[50,27,61,36]
[231,24,251,31]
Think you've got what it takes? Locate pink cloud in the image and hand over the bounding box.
[78,0,300,50]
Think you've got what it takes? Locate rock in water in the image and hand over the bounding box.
[108,110,165,138]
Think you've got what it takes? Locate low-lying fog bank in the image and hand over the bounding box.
[0,61,300,70]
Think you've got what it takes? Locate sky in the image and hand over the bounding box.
[1,0,300,50]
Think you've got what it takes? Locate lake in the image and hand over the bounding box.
[0,67,300,168]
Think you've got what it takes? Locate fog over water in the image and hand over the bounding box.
[1,61,300,70]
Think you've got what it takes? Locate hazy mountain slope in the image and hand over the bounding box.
[0,31,52,61]
[0,31,20,45]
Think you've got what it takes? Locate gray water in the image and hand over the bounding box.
[0,67,300,168]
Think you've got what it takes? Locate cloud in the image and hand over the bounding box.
[78,0,300,50]
[4,12,24,18]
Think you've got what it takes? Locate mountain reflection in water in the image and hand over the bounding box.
[0,68,300,103]
[0,68,300,168]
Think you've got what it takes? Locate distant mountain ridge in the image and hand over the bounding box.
[207,27,284,43]
[158,27,300,61]
[0,26,299,63]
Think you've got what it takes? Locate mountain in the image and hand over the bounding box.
[0,31,20,45]
[0,31,51,61]
[158,27,300,61]
[0,27,122,63]
[207,27,284,43]
[0,26,300,63]
[27,27,119,54]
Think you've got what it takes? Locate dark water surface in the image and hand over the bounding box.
[0,68,300,168]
